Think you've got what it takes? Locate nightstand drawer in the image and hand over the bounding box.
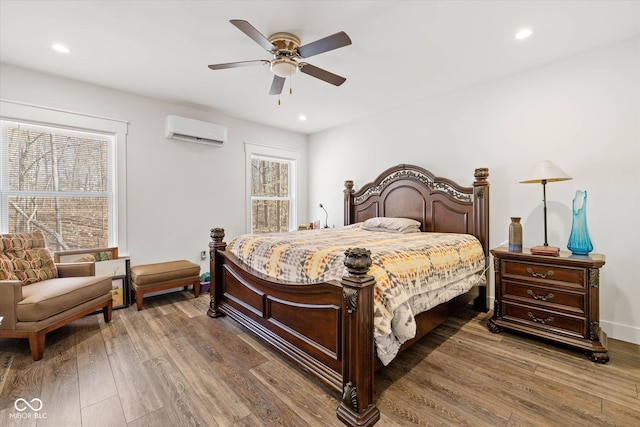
[503,280,585,314]
[502,302,587,339]
[502,260,586,289]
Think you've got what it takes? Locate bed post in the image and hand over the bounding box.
[207,227,226,318]
[473,168,490,312]
[344,180,354,226]
[336,248,380,427]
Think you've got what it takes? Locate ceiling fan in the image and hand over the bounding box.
[208,20,352,96]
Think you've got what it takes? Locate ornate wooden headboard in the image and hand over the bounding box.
[343,164,490,256]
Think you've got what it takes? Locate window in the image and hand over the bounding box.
[0,100,128,253]
[250,156,292,233]
[245,143,300,233]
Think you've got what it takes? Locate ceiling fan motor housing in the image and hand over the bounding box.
[268,32,301,53]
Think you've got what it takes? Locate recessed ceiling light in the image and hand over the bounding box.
[51,43,70,54]
[298,115,307,121]
[515,28,533,40]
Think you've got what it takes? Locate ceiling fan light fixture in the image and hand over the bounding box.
[270,58,298,78]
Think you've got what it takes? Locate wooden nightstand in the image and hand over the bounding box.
[488,247,608,363]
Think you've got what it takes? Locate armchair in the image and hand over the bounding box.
[0,231,113,361]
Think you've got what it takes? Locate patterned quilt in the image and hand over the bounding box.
[227,223,485,364]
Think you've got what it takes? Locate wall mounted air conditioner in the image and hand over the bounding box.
[165,115,227,146]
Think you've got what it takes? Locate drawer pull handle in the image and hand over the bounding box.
[527,289,555,301]
[527,267,554,279]
[527,312,554,324]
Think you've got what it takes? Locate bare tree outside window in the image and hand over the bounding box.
[251,157,291,233]
[1,122,112,251]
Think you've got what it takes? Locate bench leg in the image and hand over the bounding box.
[194,280,201,298]
[135,291,144,311]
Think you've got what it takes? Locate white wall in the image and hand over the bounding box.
[309,38,640,344]
[0,64,309,274]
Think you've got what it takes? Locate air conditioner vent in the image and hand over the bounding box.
[165,115,227,146]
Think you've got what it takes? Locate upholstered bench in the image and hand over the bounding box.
[129,260,200,310]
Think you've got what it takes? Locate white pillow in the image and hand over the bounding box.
[362,217,421,233]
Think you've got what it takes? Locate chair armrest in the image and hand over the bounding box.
[56,262,95,278]
[0,280,23,330]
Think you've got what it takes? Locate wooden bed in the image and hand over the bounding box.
[207,164,490,426]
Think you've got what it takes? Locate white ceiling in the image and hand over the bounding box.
[1,1,639,134]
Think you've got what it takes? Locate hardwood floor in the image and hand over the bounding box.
[1,291,638,426]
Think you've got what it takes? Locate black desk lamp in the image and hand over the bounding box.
[520,160,572,255]
[319,203,329,228]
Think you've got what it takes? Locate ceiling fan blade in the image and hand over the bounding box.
[299,63,346,86]
[230,19,276,52]
[297,31,352,58]
[269,75,286,95]
[208,60,269,70]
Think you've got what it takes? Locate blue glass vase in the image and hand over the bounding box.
[567,190,593,255]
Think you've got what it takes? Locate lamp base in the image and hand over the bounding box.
[531,245,560,256]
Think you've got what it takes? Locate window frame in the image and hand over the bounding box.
[244,142,301,233]
[0,100,128,253]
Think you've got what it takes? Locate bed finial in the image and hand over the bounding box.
[210,227,225,242]
[474,167,489,182]
[343,248,372,275]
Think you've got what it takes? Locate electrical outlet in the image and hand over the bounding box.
[200,250,207,260]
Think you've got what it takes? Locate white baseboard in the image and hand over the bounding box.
[600,320,640,345]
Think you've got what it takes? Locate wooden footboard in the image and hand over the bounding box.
[208,228,380,425]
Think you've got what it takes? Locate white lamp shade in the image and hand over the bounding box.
[520,160,572,184]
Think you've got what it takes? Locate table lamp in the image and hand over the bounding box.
[520,160,572,255]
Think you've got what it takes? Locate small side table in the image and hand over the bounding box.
[488,247,608,363]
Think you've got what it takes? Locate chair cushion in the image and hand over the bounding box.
[16,276,112,322]
[0,231,57,285]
